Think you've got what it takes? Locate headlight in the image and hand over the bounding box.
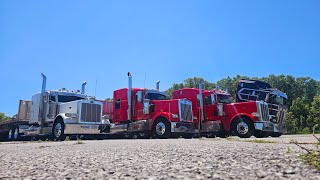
[171,113,179,119]
[251,112,260,117]
[65,113,78,118]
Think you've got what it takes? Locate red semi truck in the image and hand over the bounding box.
[172,83,272,138]
[102,73,195,139]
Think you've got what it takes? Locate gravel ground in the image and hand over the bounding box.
[0,135,319,179]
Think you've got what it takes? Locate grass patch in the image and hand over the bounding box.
[225,137,237,141]
[74,140,84,145]
[245,139,277,143]
[291,124,320,171]
[300,150,320,171]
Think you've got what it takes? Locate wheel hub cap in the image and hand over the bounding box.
[14,129,18,139]
[156,122,166,135]
[237,122,249,135]
[8,129,12,139]
[54,123,62,137]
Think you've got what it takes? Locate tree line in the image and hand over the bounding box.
[164,75,320,134]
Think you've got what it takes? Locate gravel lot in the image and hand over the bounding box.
[0,135,319,179]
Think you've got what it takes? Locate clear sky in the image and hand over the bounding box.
[1,0,319,116]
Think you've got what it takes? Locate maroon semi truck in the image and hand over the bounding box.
[172,83,281,138]
[102,73,195,139]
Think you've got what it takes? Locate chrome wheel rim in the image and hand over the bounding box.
[156,122,166,135]
[54,123,62,138]
[14,128,18,139]
[237,122,249,135]
[8,129,12,139]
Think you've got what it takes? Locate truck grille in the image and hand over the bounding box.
[179,99,193,122]
[258,102,269,121]
[268,104,287,124]
[80,103,101,123]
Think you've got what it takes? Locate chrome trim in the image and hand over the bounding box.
[254,122,284,133]
[171,122,194,133]
[64,124,109,134]
[178,99,193,122]
[256,101,270,121]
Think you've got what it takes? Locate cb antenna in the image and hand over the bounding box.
[95,79,98,97]
[144,72,146,89]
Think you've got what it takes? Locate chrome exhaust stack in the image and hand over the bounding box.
[81,81,87,94]
[127,72,132,121]
[198,82,205,122]
[41,73,47,94]
[156,80,160,91]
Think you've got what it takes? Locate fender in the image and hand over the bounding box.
[55,114,78,124]
[149,112,176,129]
[228,113,256,131]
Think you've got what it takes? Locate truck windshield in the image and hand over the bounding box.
[146,93,170,100]
[58,95,84,103]
[217,94,234,104]
[267,94,288,106]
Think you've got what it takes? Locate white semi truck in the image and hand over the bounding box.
[0,73,110,141]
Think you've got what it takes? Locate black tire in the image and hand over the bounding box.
[52,120,66,141]
[69,135,78,141]
[182,133,194,139]
[270,132,282,137]
[254,130,268,138]
[96,135,107,140]
[152,118,171,139]
[232,117,254,138]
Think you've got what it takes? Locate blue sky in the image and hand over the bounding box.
[1,0,319,116]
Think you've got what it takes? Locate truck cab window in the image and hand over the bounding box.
[145,93,169,100]
[217,94,233,104]
[115,99,121,109]
[50,96,56,102]
[204,96,212,105]
[57,95,84,103]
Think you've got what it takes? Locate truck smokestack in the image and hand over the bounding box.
[156,80,160,91]
[81,81,87,94]
[127,72,132,121]
[199,82,205,122]
[41,73,47,94]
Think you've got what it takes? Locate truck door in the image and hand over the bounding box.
[134,91,150,120]
[203,94,221,121]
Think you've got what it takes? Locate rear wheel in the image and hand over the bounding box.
[52,120,66,141]
[152,118,171,139]
[233,117,254,138]
[69,135,78,141]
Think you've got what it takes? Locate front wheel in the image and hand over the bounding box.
[52,120,66,141]
[233,118,254,138]
[152,118,171,139]
[254,130,268,138]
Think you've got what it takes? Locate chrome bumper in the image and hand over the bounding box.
[254,122,284,133]
[200,120,221,133]
[171,122,194,133]
[64,124,110,134]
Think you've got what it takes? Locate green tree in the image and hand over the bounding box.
[0,112,10,123]
[307,96,320,133]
